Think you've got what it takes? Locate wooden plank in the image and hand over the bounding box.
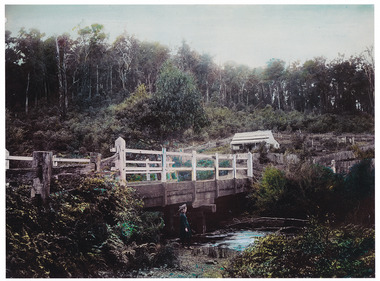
[166,151,192,157]
[7,155,33,161]
[125,167,162,171]
[167,167,192,172]
[125,148,163,155]
[54,158,90,164]
[126,160,162,165]
[218,155,233,160]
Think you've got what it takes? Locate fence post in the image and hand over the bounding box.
[115,137,126,185]
[6,149,9,170]
[161,148,167,182]
[247,152,253,177]
[31,151,53,202]
[146,158,151,181]
[232,154,237,179]
[90,152,102,172]
[215,153,219,180]
[192,150,197,181]
[52,155,58,166]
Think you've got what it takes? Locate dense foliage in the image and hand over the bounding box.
[6,174,169,278]
[6,25,374,117]
[248,159,374,224]
[224,159,375,278]
[5,23,374,156]
[224,222,375,278]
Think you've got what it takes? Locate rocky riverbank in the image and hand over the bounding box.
[131,244,237,278]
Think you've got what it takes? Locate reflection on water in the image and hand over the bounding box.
[199,230,270,251]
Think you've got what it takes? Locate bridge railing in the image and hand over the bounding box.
[110,137,253,184]
[6,149,92,169]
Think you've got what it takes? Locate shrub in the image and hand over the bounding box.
[6,174,166,278]
[224,222,375,278]
[248,160,374,223]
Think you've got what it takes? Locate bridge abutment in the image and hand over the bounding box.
[133,178,252,235]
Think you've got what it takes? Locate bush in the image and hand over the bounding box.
[224,222,375,278]
[247,160,373,223]
[6,174,166,278]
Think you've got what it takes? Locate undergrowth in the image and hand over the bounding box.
[224,221,375,278]
[6,174,171,278]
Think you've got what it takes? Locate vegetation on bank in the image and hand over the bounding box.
[6,174,174,278]
[6,102,374,157]
[221,158,375,278]
[224,222,375,278]
[6,158,375,278]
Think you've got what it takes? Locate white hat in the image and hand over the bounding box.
[178,204,187,211]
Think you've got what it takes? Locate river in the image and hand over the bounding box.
[197,229,271,251]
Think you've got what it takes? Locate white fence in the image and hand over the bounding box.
[6,149,91,170]
[110,137,253,184]
[5,137,254,185]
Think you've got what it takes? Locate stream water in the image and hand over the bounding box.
[194,229,272,252]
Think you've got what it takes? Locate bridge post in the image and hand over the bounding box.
[146,159,151,181]
[162,183,167,206]
[90,152,102,172]
[232,154,237,179]
[161,148,167,182]
[215,153,219,180]
[247,152,253,177]
[6,149,9,170]
[31,151,53,202]
[115,137,126,185]
[52,155,58,166]
[192,150,197,181]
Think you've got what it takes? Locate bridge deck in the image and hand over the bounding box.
[128,177,253,210]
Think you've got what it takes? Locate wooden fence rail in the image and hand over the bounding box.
[110,137,253,184]
[5,137,254,202]
[5,137,372,203]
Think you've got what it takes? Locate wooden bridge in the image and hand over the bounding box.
[109,137,253,211]
[6,137,254,212]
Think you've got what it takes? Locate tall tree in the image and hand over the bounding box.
[15,28,46,114]
[263,59,286,110]
[137,41,170,93]
[153,61,208,142]
[112,33,140,93]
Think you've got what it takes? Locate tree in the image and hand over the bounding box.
[174,40,200,73]
[153,61,208,143]
[137,41,170,93]
[14,28,47,115]
[112,33,140,93]
[73,23,108,100]
[263,59,286,110]
[56,34,72,119]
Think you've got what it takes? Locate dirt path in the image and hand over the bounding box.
[135,245,235,278]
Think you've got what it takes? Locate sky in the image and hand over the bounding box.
[3,3,375,68]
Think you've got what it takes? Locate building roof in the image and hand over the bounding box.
[231,130,278,145]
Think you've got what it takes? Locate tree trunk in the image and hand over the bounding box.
[110,66,113,96]
[63,54,68,111]
[56,38,66,118]
[25,72,30,115]
[206,80,209,104]
[96,64,99,96]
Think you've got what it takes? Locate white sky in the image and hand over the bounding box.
[3,2,375,68]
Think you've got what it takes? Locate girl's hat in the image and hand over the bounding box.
[178,204,187,211]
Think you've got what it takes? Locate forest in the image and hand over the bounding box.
[5,23,374,156]
[5,23,375,278]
